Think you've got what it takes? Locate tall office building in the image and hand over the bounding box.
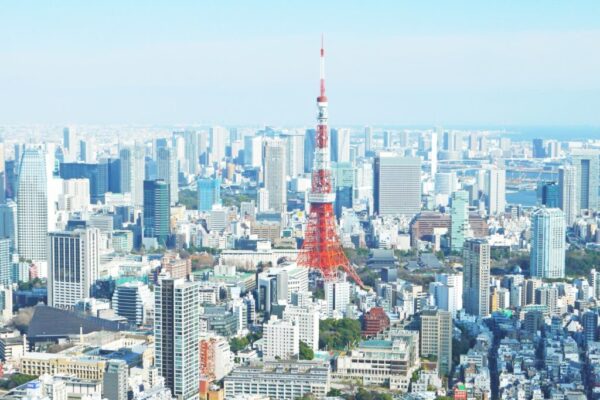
[48,228,100,309]
[532,138,546,158]
[154,277,200,400]
[156,146,178,206]
[143,180,170,246]
[257,188,270,212]
[530,208,566,279]
[431,272,463,315]
[0,239,9,286]
[210,126,228,165]
[304,129,316,173]
[463,239,490,318]
[197,178,221,212]
[119,144,145,208]
[364,126,373,154]
[0,202,16,250]
[558,164,578,226]
[324,279,350,318]
[420,309,453,377]
[539,181,560,207]
[485,168,506,215]
[435,172,457,196]
[450,190,470,253]
[572,149,600,211]
[430,131,438,177]
[181,130,199,175]
[286,132,305,177]
[263,139,287,213]
[582,311,599,344]
[244,135,263,168]
[17,148,48,261]
[63,127,77,160]
[112,281,152,326]
[331,128,351,163]
[103,360,128,400]
[374,155,421,216]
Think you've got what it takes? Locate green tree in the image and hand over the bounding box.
[327,388,343,396]
[299,341,314,360]
[229,337,249,353]
[178,189,198,210]
[319,318,361,350]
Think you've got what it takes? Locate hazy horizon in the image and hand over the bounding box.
[2,1,600,126]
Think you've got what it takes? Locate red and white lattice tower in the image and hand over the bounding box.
[297,38,364,288]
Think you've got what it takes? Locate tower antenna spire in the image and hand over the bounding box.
[320,34,326,98]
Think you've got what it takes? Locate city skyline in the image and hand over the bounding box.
[2,2,600,126]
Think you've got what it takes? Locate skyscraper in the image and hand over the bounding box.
[450,190,470,253]
[210,126,228,165]
[263,139,287,213]
[532,138,546,158]
[430,131,438,177]
[530,208,566,279]
[374,155,421,216]
[420,309,453,377]
[119,144,145,208]
[572,149,600,212]
[63,127,76,160]
[48,228,100,309]
[156,146,178,206]
[244,135,263,168]
[485,168,506,215]
[331,128,350,163]
[0,239,10,286]
[154,277,200,400]
[539,181,560,207]
[112,281,151,326]
[197,178,221,212]
[103,360,128,400]
[181,130,199,175]
[463,239,490,318]
[559,164,578,226]
[17,148,48,261]
[304,129,316,173]
[143,180,170,246]
[364,126,373,154]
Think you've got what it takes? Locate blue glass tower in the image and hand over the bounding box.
[197,178,221,212]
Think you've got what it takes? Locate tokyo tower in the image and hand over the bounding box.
[297,39,365,288]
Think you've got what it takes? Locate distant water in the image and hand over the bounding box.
[506,190,537,207]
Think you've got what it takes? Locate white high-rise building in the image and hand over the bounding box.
[286,132,305,177]
[59,179,90,211]
[263,315,299,360]
[463,239,490,318]
[485,168,506,215]
[430,131,438,177]
[156,146,178,206]
[434,172,457,196]
[283,304,320,352]
[325,279,350,318]
[263,139,287,213]
[210,126,228,165]
[559,164,578,226]
[364,126,373,153]
[120,144,145,208]
[48,228,100,309]
[374,155,422,217]
[181,130,199,175]
[431,272,463,316]
[244,135,263,168]
[17,148,48,262]
[154,277,200,400]
[530,208,566,279]
[331,128,350,163]
[257,188,270,212]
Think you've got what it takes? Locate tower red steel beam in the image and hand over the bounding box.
[297,38,365,288]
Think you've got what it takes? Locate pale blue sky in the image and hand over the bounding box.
[2,1,600,126]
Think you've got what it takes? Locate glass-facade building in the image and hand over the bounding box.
[197,178,221,212]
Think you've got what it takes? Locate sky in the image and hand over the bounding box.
[2,1,600,127]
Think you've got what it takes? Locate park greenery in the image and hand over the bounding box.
[299,341,314,360]
[319,318,361,351]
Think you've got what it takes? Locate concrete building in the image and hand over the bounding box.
[154,277,200,400]
[48,228,100,309]
[420,309,453,377]
[572,149,600,211]
[224,361,330,400]
[463,239,490,318]
[558,164,578,226]
[263,139,287,213]
[283,304,319,352]
[485,168,506,215]
[450,190,470,253]
[263,316,299,360]
[374,155,421,217]
[17,148,48,262]
[530,208,566,279]
[324,278,350,318]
